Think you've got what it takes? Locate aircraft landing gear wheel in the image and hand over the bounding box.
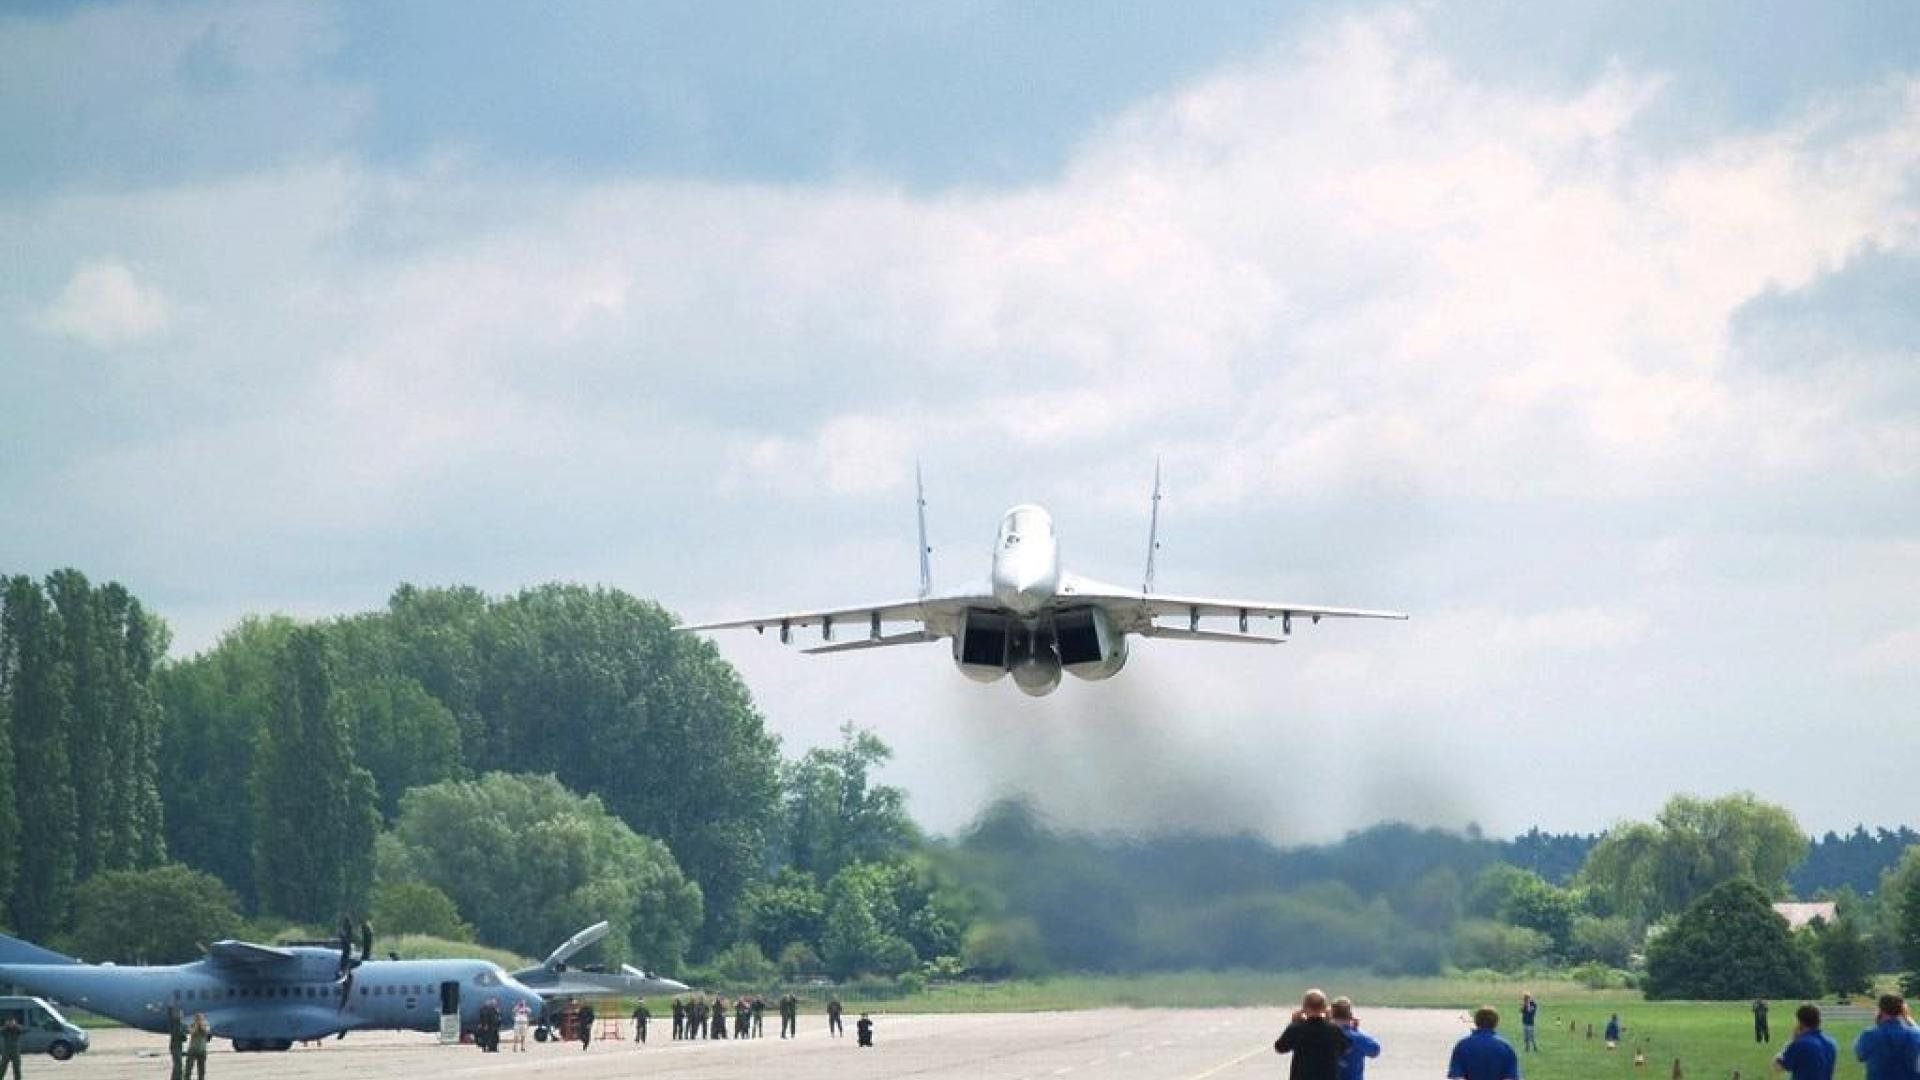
[47,1041,72,1061]
[533,1026,550,1043]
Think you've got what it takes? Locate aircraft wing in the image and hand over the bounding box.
[206,940,299,968]
[1061,577,1407,635]
[513,968,691,999]
[677,591,993,642]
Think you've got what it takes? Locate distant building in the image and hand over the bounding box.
[1772,901,1836,930]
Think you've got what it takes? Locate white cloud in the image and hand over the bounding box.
[1840,625,1920,678]
[39,260,174,348]
[4,5,1919,839]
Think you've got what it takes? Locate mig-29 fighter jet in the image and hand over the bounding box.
[681,464,1406,695]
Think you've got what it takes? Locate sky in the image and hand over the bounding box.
[3,1,1917,845]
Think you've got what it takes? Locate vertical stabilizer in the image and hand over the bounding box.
[1142,458,1162,594]
[916,461,932,599]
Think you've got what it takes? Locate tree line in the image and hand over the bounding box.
[0,573,168,940]
[3,567,1919,999]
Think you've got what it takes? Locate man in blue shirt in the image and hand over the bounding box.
[1520,994,1538,1052]
[1330,997,1380,1080]
[1775,1003,1837,1080]
[1448,1006,1521,1080]
[1853,994,1920,1080]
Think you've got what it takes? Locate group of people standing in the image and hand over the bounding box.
[666,994,854,1042]
[163,1006,211,1080]
[470,996,535,1053]
[1273,989,1538,1080]
[1272,989,1383,1080]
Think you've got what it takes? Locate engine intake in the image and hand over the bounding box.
[1053,606,1127,681]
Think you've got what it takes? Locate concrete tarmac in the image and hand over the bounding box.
[59,1007,1477,1078]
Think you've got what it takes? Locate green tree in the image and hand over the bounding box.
[737,868,826,961]
[1901,866,1920,996]
[326,614,463,820]
[781,723,920,881]
[1643,878,1819,999]
[3,575,76,939]
[453,585,781,948]
[1579,794,1807,925]
[1464,864,1538,919]
[46,570,111,881]
[1451,919,1551,972]
[96,584,168,870]
[712,941,777,984]
[0,580,28,912]
[777,941,822,977]
[1499,875,1581,956]
[1815,910,1874,997]
[821,862,917,979]
[371,881,472,941]
[1569,914,1637,968]
[251,627,378,923]
[156,615,297,908]
[1875,844,1920,973]
[386,772,703,969]
[63,864,239,964]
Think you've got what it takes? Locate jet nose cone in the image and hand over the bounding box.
[660,978,690,994]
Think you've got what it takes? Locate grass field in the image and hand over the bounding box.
[795,970,1642,1012]
[801,972,1894,1078]
[1512,1000,1882,1080]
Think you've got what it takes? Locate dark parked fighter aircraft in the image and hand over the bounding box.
[511,920,689,1000]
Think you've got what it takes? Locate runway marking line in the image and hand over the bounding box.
[1182,1044,1266,1080]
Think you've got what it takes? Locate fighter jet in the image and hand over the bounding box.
[510,920,689,1001]
[0,931,545,1052]
[680,464,1406,695]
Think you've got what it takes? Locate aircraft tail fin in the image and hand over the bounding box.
[916,460,932,600]
[0,933,79,967]
[1142,457,1163,594]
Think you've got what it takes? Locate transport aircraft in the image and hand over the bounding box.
[680,464,1406,696]
[0,926,640,1052]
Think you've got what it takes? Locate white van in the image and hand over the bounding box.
[0,996,89,1060]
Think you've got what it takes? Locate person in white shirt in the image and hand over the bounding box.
[512,999,533,1052]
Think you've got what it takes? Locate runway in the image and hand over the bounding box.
[60,1007,1473,1078]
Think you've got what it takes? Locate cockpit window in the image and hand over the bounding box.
[474,971,498,988]
[1005,508,1048,541]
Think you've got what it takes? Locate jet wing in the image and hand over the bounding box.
[677,591,993,642]
[206,940,299,968]
[514,968,691,999]
[1061,577,1407,636]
